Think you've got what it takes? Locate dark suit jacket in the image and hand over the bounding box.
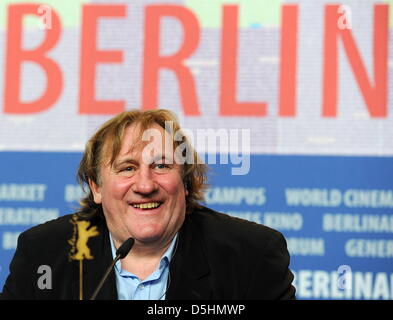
[1,206,295,300]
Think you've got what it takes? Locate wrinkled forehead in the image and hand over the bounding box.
[102,122,176,165]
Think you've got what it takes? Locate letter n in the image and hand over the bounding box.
[323,5,388,117]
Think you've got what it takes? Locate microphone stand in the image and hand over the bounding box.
[90,254,121,300]
[90,237,134,300]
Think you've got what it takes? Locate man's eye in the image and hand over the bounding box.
[121,166,135,172]
[155,163,170,170]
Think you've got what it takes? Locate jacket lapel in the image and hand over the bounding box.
[70,212,211,300]
[166,214,212,300]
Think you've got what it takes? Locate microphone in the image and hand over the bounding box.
[90,237,135,300]
[116,237,135,259]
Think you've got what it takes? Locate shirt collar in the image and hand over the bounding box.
[109,233,178,276]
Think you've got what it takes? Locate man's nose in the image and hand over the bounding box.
[132,166,158,195]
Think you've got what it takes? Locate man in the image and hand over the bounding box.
[1,109,295,300]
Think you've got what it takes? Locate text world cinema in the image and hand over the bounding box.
[1,3,389,117]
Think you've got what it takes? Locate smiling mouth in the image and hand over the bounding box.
[130,202,162,210]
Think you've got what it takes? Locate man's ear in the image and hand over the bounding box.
[89,178,102,204]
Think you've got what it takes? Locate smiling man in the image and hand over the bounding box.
[89,122,188,286]
[1,109,295,300]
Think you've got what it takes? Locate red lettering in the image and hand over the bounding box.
[323,4,388,117]
[219,5,266,116]
[4,4,62,114]
[79,5,126,114]
[278,5,298,117]
[142,5,200,115]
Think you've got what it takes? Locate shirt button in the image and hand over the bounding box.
[139,284,145,290]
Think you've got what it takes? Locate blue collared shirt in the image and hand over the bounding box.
[109,233,178,300]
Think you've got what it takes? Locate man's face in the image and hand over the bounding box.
[90,123,187,248]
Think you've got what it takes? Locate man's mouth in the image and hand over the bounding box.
[130,202,162,210]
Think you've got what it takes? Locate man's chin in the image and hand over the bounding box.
[133,231,165,245]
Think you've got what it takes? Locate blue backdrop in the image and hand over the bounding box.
[1,152,392,299]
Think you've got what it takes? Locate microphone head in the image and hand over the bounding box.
[116,238,135,259]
